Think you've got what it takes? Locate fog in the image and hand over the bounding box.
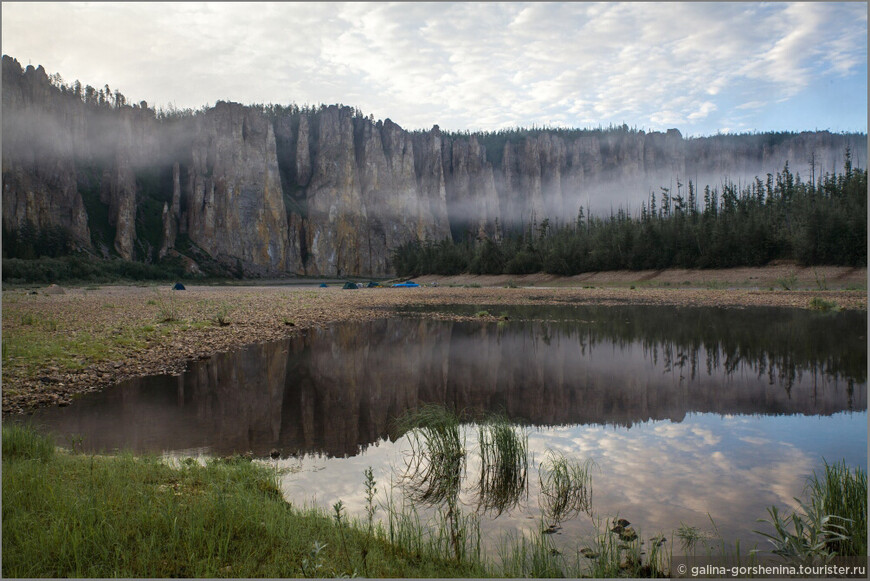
[3,51,867,273]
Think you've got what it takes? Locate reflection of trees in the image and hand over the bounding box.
[281,308,864,457]
[400,303,866,385]
[32,306,866,459]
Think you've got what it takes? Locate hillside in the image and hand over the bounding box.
[3,55,866,277]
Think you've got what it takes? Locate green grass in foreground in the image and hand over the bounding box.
[1,425,487,578]
[4,421,866,578]
[0,323,174,381]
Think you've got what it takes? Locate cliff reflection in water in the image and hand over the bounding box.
[31,305,867,457]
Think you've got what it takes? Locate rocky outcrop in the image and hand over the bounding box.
[1,58,91,247]
[158,163,181,259]
[2,54,866,276]
[411,127,452,239]
[303,106,368,276]
[182,102,290,275]
[442,135,500,237]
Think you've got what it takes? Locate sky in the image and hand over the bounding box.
[2,2,867,136]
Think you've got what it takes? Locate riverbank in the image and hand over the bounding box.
[2,265,865,415]
[1,424,487,578]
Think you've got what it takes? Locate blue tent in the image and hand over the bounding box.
[392,281,420,288]
[319,283,328,288]
[173,282,186,290]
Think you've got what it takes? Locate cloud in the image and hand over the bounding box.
[278,413,860,555]
[1,2,865,135]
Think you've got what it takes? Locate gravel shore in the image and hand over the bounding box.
[3,272,866,415]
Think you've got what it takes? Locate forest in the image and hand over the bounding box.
[392,151,867,277]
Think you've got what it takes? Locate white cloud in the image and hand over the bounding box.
[1,2,865,134]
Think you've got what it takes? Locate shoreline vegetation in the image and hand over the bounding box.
[3,274,866,576]
[3,421,865,578]
[392,161,866,278]
[2,266,866,415]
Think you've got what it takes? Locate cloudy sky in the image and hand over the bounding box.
[2,2,866,136]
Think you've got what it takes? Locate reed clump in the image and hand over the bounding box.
[755,460,867,563]
[538,449,594,526]
[394,404,466,506]
[806,460,867,556]
[475,415,529,516]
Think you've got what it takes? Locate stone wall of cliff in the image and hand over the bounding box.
[3,55,866,277]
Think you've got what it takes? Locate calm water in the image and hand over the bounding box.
[25,305,867,552]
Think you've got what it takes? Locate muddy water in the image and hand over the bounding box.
[26,305,867,553]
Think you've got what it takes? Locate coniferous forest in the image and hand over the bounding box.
[392,152,867,277]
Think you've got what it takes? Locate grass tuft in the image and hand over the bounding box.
[538,450,594,526]
[394,404,465,506]
[2,423,55,462]
[806,460,867,556]
[755,460,866,563]
[475,415,528,516]
[809,297,840,312]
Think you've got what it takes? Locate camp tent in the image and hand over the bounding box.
[392,281,420,288]
[342,281,359,289]
[319,283,328,288]
[366,281,380,288]
[173,282,186,290]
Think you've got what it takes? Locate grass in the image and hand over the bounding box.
[394,404,466,507]
[805,460,867,556]
[776,272,799,290]
[538,450,594,526]
[1,425,486,578]
[154,290,181,322]
[1,321,177,379]
[475,415,528,516]
[3,329,133,375]
[582,516,669,578]
[813,268,829,290]
[6,419,864,578]
[808,297,840,312]
[675,522,716,554]
[2,422,55,462]
[755,460,867,563]
[211,302,233,326]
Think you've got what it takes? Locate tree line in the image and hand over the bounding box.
[392,151,866,277]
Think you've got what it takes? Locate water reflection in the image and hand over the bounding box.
[24,304,866,555]
[27,305,866,458]
[277,411,866,555]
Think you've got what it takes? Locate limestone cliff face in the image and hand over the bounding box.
[442,135,500,237]
[303,106,368,276]
[183,102,290,275]
[275,109,452,276]
[3,54,867,276]
[410,127,452,240]
[159,163,181,259]
[2,58,91,247]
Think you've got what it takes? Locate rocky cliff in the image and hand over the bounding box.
[3,55,866,276]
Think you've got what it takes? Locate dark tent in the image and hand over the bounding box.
[173,282,186,290]
[342,281,359,289]
[319,283,328,288]
[366,281,380,288]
